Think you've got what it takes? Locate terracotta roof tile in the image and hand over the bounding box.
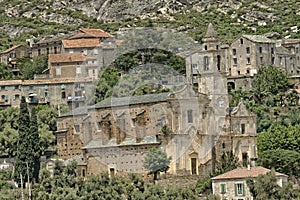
[0,45,23,54]
[211,166,288,180]
[49,53,86,63]
[62,39,101,48]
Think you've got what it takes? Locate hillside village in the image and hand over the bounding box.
[0,23,299,199]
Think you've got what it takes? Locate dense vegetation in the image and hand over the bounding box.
[247,170,300,200]
[0,104,57,158]
[0,158,198,199]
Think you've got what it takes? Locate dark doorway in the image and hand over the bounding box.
[191,158,197,175]
[110,168,115,176]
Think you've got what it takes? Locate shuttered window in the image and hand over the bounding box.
[235,183,245,196]
[220,183,226,194]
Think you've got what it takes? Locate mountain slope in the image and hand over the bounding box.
[0,0,300,50]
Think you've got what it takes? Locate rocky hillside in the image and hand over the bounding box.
[1,0,300,50]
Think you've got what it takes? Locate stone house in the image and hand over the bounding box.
[31,28,113,58]
[211,166,288,200]
[31,35,69,57]
[186,24,300,91]
[48,53,86,78]
[0,77,93,109]
[0,45,31,77]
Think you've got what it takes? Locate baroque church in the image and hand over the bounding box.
[55,24,257,177]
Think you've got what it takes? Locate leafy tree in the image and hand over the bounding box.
[0,62,13,80]
[17,55,48,80]
[257,124,300,153]
[258,149,300,178]
[0,124,18,157]
[252,66,288,104]
[143,147,171,180]
[93,68,120,104]
[195,175,212,196]
[247,170,299,200]
[36,105,57,155]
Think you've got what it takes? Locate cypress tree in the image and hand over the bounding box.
[14,96,32,185]
[30,107,41,183]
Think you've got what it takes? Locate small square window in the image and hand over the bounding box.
[74,124,80,132]
[192,64,198,70]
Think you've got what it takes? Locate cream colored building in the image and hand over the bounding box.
[211,166,288,200]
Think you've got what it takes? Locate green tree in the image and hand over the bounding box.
[18,55,48,80]
[143,147,171,180]
[93,68,120,104]
[36,105,57,155]
[30,107,41,183]
[258,149,300,178]
[247,170,299,200]
[14,97,32,185]
[252,66,288,104]
[257,124,300,153]
[213,151,240,176]
[0,63,13,80]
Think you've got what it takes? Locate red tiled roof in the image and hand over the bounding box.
[211,166,288,180]
[0,45,23,54]
[62,39,101,48]
[49,53,85,63]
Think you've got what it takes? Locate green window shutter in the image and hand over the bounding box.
[5,86,8,91]
[13,95,15,100]
[242,183,245,196]
[234,184,237,196]
[220,184,226,193]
